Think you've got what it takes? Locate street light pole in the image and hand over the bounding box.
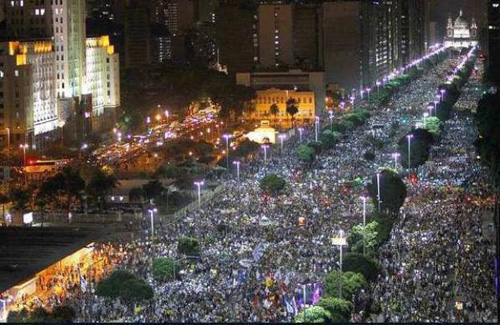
[194,181,204,207]
[279,134,285,153]
[5,128,10,150]
[376,172,381,213]
[148,207,157,239]
[233,161,240,182]
[392,153,400,171]
[361,196,367,256]
[315,116,319,142]
[298,128,304,142]
[407,134,414,171]
[223,134,231,169]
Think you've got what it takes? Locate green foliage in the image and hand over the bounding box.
[422,116,443,136]
[153,258,181,282]
[233,139,260,158]
[96,270,153,302]
[259,173,286,195]
[38,166,86,209]
[398,129,435,168]
[51,305,76,322]
[295,306,332,323]
[320,130,340,149]
[374,213,397,245]
[87,168,119,209]
[296,144,316,164]
[307,141,323,155]
[270,103,279,116]
[343,253,379,282]
[9,188,30,211]
[367,169,407,215]
[286,98,299,125]
[178,237,200,256]
[347,221,379,256]
[318,297,353,322]
[323,270,366,300]
[142,179,166,201]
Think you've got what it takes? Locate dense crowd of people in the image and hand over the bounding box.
[3,53,497,323]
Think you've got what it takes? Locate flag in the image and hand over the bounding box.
[252,243,266,262]
[291,297,298,316]
[285,298,294,315]
[79,275,87,293]
[312,285,321,305]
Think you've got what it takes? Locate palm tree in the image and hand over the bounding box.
[286,98,299,127]
[269,103,279,121]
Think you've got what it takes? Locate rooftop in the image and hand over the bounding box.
[0,227,103,293]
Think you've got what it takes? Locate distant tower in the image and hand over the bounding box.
[471,17,478,38]
[447,15,454,38]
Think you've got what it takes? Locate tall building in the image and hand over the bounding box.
[293,3,322,70]
[216,0,257,74]
[1,0,121,148]
[488,0,500,81]
[124,2,151,68]
[322,1,362,90]
[400,0,426,66]
[0,40,57,148]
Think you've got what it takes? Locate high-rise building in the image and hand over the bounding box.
[400,0,426,66]
[124,2,151,68]
[293,3,323,70]
[0,40,57,148]
[216,0,257,74]
[488,0,500,81]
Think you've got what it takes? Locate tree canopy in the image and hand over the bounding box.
[259,174,286,195]
[367,169,407,215]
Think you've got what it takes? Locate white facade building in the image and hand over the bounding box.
[84,36,121,117]
[444,10,479,48]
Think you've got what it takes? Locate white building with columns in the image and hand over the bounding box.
[444,10,479,48]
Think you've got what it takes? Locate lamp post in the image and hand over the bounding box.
[328,111,334,129]
[314,116,320,142]
[233,160,240,182]
[361,196,367,256]
[407,134,414,171]
[376,81,381,93]
[332,230,347,299]
[366,88,372,101]
[165,110,169,125]
[148,207,158,239]
[194,181,204,207]
[434,101,438,114]
[376,172,381,213]
[20,143,28,186]
[261,144,269,165]
[392,152,400,171]
[278,134,286,153]
[298,128,304,142]
[427,105,434,117]
[440,89,446,102]
[350,96,355,111]
[223,134,231,169]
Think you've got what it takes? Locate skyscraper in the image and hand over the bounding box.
[488,0,500,81]
[124,1,152,68]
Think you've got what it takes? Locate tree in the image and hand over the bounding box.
[178,237,200,256]
[347,221,379,256]
[51,305,76,322]
[398,129,435,168]
[259,174,286,195]
[295,306,331,323]
[234,139,260,159]
[363,151,375,161]
[96,270,153,302]
[86,168,119,210]
[286,98,299,127]
[269,103,279,119]
[39,167,85,210]
[142,179,165,202]
[320,130,340,150]
[367,169,407,215]
[318,297,353,322]
[9,188,30,212]
[323,270,366,300]
[343,253,379,282]
[296,144,316,166]
[153,258,181,282]
[422,116,443,137]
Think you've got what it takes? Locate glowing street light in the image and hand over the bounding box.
[360,196,368,256]
[366,88,372,101]
[278,134,286,153]
[376,80,381,93]
[427,105,434,117]
[407,134,414,170]
[315,116,320,142]
[261,144,269,165]
[222,134,231,169]
[233,160,241,182]
[376,172,381,213]
[148,207,158,239]
[298,127,304,142]
[194,181,204,207]
[440,89,446,102]
[392,152,400,171]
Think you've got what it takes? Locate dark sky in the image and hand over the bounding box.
[429,0,488,26]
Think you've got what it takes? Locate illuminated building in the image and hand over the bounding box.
[444,10,479,48]
[248,88,315,127]
[0,40,57,148]
[236,69,326,116]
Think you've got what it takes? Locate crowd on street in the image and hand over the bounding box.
[4,53,497,323]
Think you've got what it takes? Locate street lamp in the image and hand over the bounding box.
[328,111,334,128]
[5,128,10,150]
[332,230,347,299]
[376,172,381,213]
[407,134,414,171]
[261,144,269,165]
[440,89,446,102]
[194,181,204,207]
[298,127,304,142]
[366,88,372,101]
[376,81,381,93]
[434,101,438,114]
[427,105,434,117]
[314,116,320,142]
[350,96,355,111]
[392,152,400,171]
[148,207,158,239]
[165,110,169,124]
[278,134,286,153]
[233,160,241,182]
[222,134,231,169]
[360,196,367,256]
